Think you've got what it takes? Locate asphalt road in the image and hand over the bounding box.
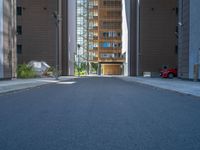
[0,77,200,150]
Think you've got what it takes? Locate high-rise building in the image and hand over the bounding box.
[16,0,71,75]
[0,0,17,79]
[88,0,124,75]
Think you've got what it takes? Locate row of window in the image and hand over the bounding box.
[100,21,121,29]
[17,6,23,34]
[100,42,121,48]
[17,6,22,55]
[101,32,121,38]
[102,0,121,7]
[100,11,121,18]
[100,53,122,59]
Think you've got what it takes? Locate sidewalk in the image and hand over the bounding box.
[0,76,76,94]
[119,77,200,97]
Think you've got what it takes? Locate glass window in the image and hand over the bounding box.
[17,6,22,16]
[17,45,22,54]
[17,25,22,35]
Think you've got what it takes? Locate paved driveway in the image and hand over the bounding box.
[0,77,200,150]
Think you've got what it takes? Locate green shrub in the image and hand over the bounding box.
[17,64,37,79]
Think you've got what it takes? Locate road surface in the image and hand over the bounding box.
[0,77,200,150]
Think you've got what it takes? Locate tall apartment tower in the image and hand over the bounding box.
[16,0,70,75]
[89,0,124,75]
[0,0,17,79]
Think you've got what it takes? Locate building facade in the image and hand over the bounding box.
[178,0,200,80]
[127,0,178,76]
[16,0,70,75]
[68,0,76,76]
[88,0,124,75]
[76,0,88,63]
[122,0,131,76]
[0,0,17,79]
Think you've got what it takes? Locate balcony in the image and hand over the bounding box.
[89,26,98,32]
[89,47,99,51]
[89,0,98,2]
[92,36,98,40]
[89,57,99,62]
[100,0,121,8]
[99,17,122,21]
[89,5,98,11]
[89,16,99,21]
[99,47,121,50]
[99,58,125,63]
[98,49,122,53]
[99,37,121,42]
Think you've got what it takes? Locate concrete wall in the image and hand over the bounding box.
[178,0,189,79]
[0,0,16,79]
[3,0,12,78]
[178,0,200,80]
[68,0,76,76]
[189,0,200,79]
[122,0,130,76]
[0,0,3,78]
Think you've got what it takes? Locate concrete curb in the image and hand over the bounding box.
[118,77,200,98]
[0,77,76,94]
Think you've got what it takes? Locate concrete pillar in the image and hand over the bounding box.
[0,0,3,78]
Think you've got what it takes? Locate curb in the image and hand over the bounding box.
[118,77,200,98]
[0,77,76,95]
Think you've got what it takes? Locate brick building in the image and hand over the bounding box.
[16,0,69,75]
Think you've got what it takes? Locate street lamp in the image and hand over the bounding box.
[52,10,61,80]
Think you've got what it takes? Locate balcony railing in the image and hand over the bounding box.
[89,16,98,20]
[89,26,98,31]
[99,16,122,20]
[98,49,122,53]
[89,57,98,62]
[89,47,99,51]
[89,5,98,10]
[99,46,121,49]
[99,37,121,41]
[99,58,125,63]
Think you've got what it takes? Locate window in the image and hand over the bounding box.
[17,6,22,16]
[176,7,178,16]
[175,45,178,54]
[17,45,22,54]
[17,25,22,35]
[100,53,121,59]
[117,32,121,37]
